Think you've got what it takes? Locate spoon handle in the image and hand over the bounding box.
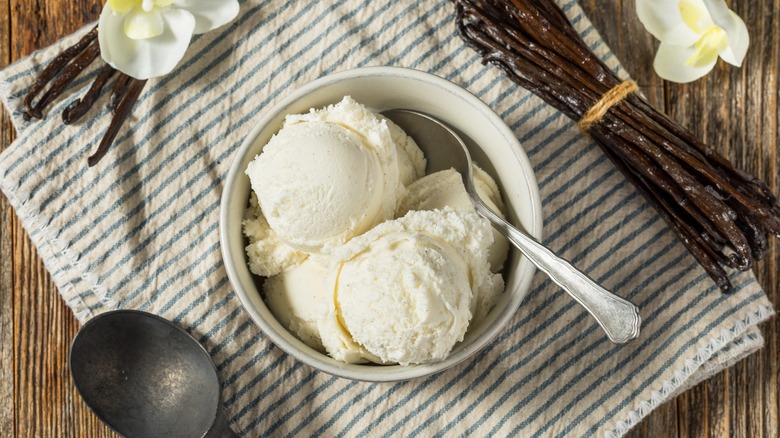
[472,197,641,343]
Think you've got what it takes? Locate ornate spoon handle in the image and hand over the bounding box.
[472,196,641,343]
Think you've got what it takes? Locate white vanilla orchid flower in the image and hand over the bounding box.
[98,0,240,80]
[636,0,749,83]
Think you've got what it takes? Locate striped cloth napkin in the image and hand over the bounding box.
[0,1,774,436]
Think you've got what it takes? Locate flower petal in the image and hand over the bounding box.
[108,0,136,14]
[702,0,733,22]
[124,9,165,40]
[713,9,749,66]
[99,5,196,79]
[172,0,239,34]
[636,0,700,46]
[654,41,719,83]
[678,0,715,34]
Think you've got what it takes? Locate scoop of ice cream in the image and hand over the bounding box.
[319,208,502,365]
[335,232,471,365]
[263,258,329,352]
[285,97,425,188]
[247,122,390,253]
[316,305,383,364]
[246,96,409,254]
[243,193,308,277]
[398,167,510,273]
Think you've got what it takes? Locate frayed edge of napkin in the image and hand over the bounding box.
[0,79,30,134]
[0,166,116,322]
[606,304,775,438]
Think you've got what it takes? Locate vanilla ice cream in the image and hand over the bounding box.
[243,193,308,276]
[263,258,329,352]
[243,96,509,366]
[330,233,471,365]
[319,208,503,365]
[247,120,393,254]
[245,96,425,257]
[398,167,510,273]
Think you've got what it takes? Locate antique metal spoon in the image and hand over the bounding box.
[69,310,236,437]
[382,109,641,344]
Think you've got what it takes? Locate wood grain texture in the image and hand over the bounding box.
[0,1,777,437]
[0,0,13,435]
[1,2,116,438]
[582,1,780,437]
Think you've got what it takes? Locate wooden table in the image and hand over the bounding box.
[0,1,777,436]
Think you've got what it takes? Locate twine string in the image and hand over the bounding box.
[578,80,638,133]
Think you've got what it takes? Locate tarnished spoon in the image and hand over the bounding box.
[69,310,237,437]
[382,109,641,343]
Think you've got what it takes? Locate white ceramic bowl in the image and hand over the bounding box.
[220,67,543,382]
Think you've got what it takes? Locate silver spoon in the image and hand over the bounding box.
[382,109,641,343]
[69,310,237,437]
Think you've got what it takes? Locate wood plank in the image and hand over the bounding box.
[3,1,115,437]
[724,0,779,437]
[0,0,14,435]
[744,1,780,438]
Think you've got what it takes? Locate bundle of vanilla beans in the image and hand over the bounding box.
[22,27,147,166]
[452,0,780,293]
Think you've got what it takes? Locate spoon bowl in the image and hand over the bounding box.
[69,310,236,438]
[382,109,642,344]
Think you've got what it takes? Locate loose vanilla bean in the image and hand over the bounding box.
[24,36,100,120]
[109,73,133,113]
[23,26,98,120]
[63,65,117,124]
[87,79,147,167]
[21,27,146,166]
[453,0,780,292]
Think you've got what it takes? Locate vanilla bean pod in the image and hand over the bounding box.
[602,137,735,265]
[21,28,147,166]
[63,64,117,124]
[596,112,753,270]
[453,0,780,292]
[470,0,756,274]
[24,35,100,120]
[609,93,779,237]
[635,95,780,217]
[591,120,740,292]
[22,26,98,120]
[621,95,779,226]
[109,73,133,113]
[617,148,735,291]
[87,79,146,167]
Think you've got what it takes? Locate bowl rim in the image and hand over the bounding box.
[220,66,543,382]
